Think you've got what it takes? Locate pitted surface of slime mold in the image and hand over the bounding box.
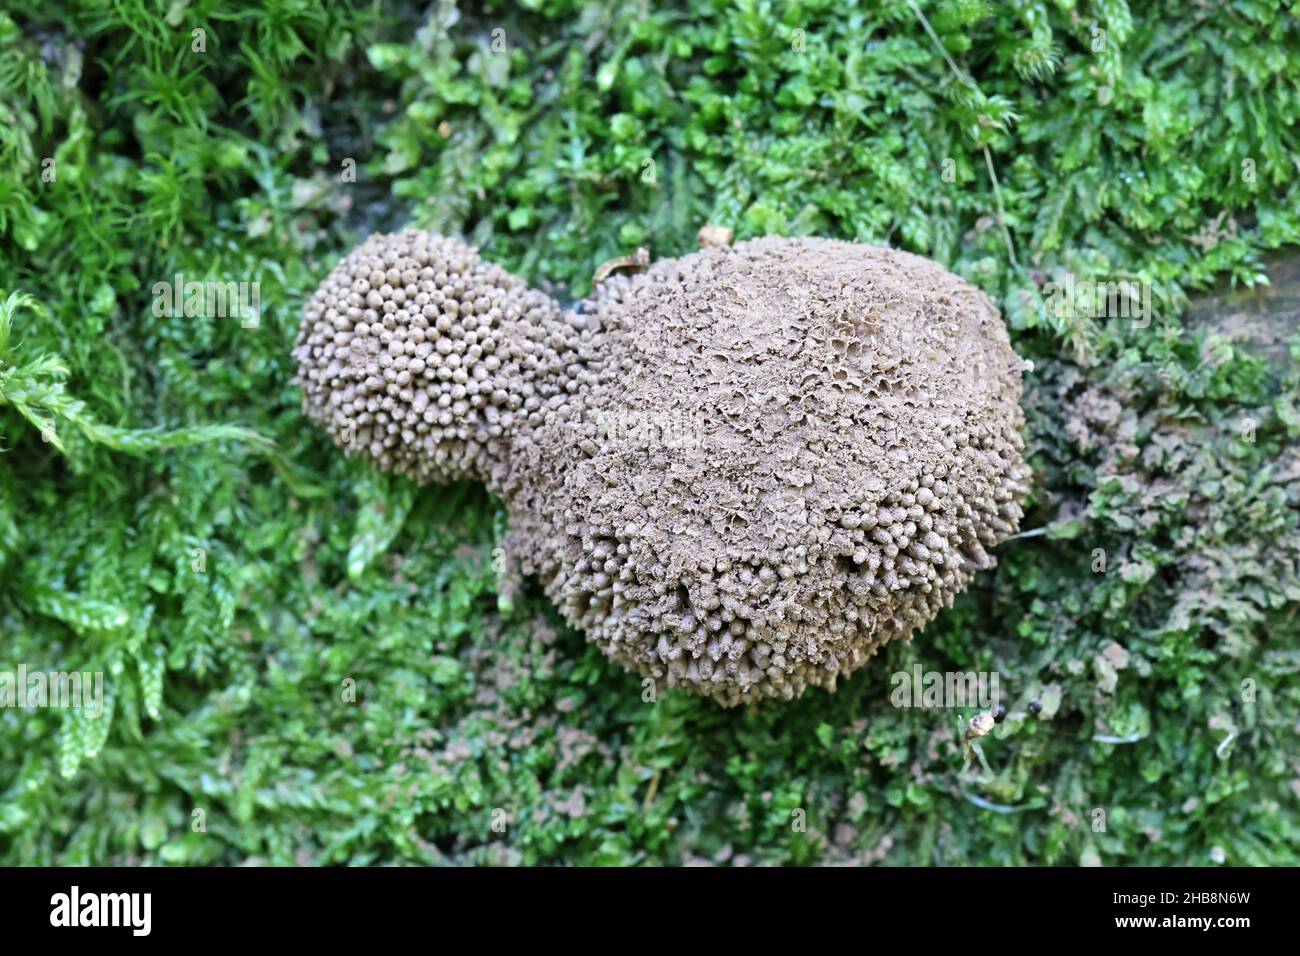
[295,231,1032,706]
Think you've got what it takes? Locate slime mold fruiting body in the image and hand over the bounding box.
[294,231,1032,706]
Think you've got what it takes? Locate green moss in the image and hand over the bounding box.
[1,0,1297,865]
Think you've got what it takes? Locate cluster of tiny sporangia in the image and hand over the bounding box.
[542,450,1031,707]
[295,232,1032,706]
[293,230,585,485]
[489,238,1030,705]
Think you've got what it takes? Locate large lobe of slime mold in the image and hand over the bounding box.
[294,231,1032,706]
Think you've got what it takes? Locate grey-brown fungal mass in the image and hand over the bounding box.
[295,231,1032,706]
[292,230,578,484]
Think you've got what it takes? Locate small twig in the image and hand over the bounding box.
[1091,731,1144,745]
[907,0,965,79]
[642,767,662,810]
[982,146,1020,269]
[963,793,1039,814]
[593,247,650,285]
[1000,525,1049,542]
[1214,730,1236,759]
